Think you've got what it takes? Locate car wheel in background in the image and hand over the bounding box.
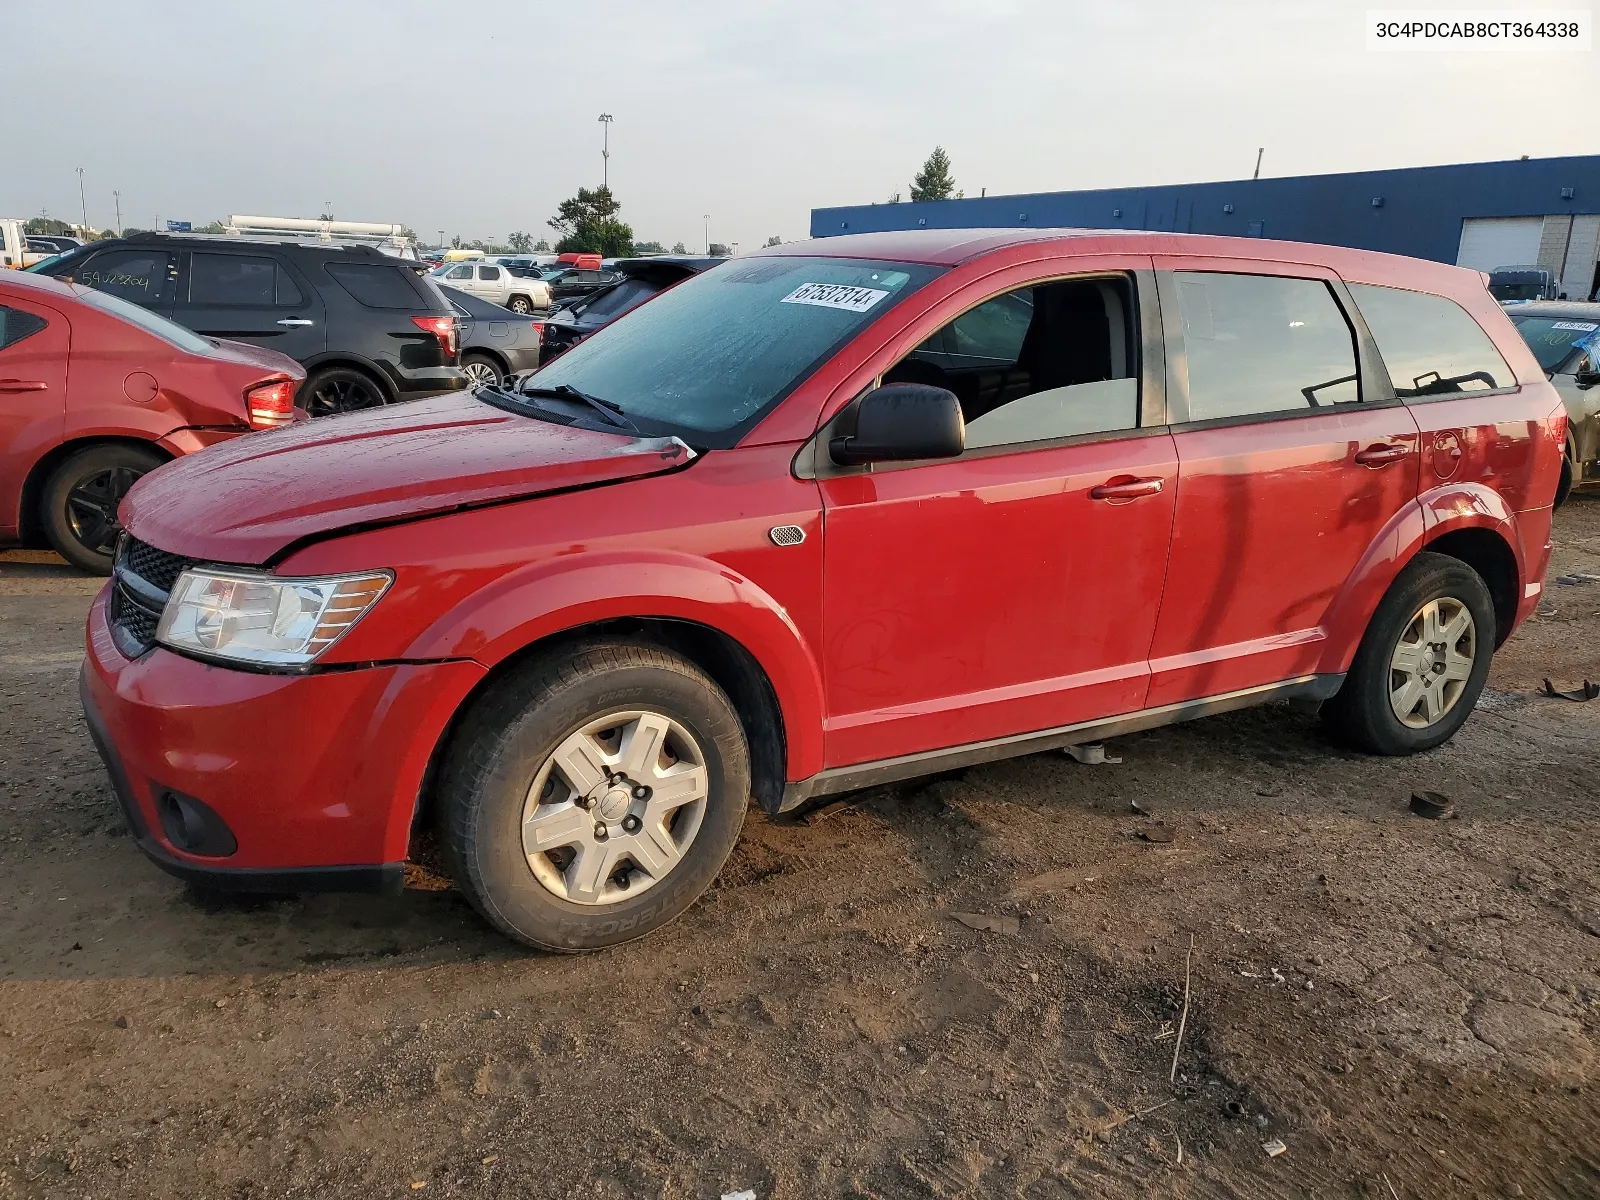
[461,353,503,387]
[300,366,387,417]
[440,640,750,952]
[1321,551,1495,755]
[42,443,165,574]
[508,296,533,314]
[1555,449,1574,509]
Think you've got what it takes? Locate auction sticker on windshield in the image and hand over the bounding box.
[1551,321,1599,331]
[781,282,891,313]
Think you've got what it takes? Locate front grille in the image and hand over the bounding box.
[110,536,198,658]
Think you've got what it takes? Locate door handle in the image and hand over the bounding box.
[1089,476,1164,501]
[276,318,314,327]
[0,379,48,393]
[1354,443,1408,467]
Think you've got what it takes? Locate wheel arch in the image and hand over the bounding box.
[460,345,511,376]
[298,355,397,405]
[1421,525,1520,646]
[15,435,171,548]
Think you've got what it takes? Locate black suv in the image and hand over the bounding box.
[35,234,465,415]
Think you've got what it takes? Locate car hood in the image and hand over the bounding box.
[121,391,695,564]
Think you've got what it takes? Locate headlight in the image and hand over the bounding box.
[156,568,392,667]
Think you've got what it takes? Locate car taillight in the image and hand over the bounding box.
[245,378,297,430]
[530,321,544,343]
[411,314,458,358]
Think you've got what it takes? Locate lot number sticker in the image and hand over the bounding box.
[1551,321,1599,331]
[780,282,890,313]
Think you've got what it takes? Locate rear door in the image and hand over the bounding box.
[475,264,508,303]
[69,246,178,318]
[174,250,326,362]
[0,294,70,538]
[1146,259,1421,705]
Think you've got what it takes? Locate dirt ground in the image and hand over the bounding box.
[1,503,1598,1200]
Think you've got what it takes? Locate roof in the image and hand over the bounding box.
[0,266,86,301]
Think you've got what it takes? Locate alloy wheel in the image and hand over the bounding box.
[306,375,385,417]
[509,297,532,314]
[520,710,709,906]
[65,466,142,555]
[1388,597,1476,728]
[462,359,500,387]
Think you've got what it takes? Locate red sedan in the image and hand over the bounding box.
[0,269,303,571]
[82,229,1562,950]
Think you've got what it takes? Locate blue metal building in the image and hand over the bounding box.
[810,155,1600,301]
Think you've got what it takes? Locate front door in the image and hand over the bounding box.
[0,295,69,538]
[818,266,1179,768]
[174,250,326,362]
[1145,260,1422,706]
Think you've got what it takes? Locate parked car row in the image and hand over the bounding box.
[76,228,1564,954]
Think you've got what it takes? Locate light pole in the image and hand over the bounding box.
[76,167,87,233]
[113,191,122,236]
[438,229,445,251]
[703,214,710,254]
[598,113,613,188]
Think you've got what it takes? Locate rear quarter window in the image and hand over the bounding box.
[1349,283,1514,398]
[325,262,428,310]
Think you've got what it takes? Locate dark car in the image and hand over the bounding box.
[35,234,465,416]
[440,286,544,386]
[543,266,623,304]
[538,257,723,361]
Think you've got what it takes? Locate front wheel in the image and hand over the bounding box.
[508,296,533,315]
[1555,452,1574,510]
[1322,552,1495,754]
[461,353,503,388]
[42,443,165,574]
[440,641,750,951]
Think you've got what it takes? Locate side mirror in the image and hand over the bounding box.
[829,383,965,466]
[1576,369,1600,390]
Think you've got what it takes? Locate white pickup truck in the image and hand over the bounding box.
[430,260,550,314]
[0,219,53,269]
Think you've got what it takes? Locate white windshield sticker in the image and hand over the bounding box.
[780,282,890,313]
[1551,320,1599,331]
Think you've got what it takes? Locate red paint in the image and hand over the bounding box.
[84,230,1561,879]
[0,270,303,543]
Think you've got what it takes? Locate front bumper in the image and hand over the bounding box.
[81,590,486,891]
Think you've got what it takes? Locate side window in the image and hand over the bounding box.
[479,265,502,281]
[1176,272,1360,420]
[187,252,278,306]
[1350,283,1514,397]
[0,307,49,351]
[276,267,304,306]
[446,264,473,280]
[324,263,425,310]
[883,274,1140,450]
[74,249,175,307]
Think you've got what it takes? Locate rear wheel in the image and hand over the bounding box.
[42,444,165,574]
[440,641,750,951]
[1322,552,1495,754]
[508,296,533,315]
[1555,448,1575,509]
[461,353,503,388]
[300,366,387,417]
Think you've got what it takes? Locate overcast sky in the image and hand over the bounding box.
[9,0,1596,251]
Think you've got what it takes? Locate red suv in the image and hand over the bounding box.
[1,269,304,572]
[80,230,1562,950]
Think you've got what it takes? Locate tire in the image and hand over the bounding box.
[1555,452,1574,510]
[507,296,533,315]
[1322,551,1495,755]
[440,640,750,951]
[461,353,503,388]
[299,366,387,418]
[42,444,165,574]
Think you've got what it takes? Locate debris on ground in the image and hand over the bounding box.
[1554,572,1600,585]
[1541,678,1600,701]
[949,912,1021,935]
[1065,742,1122,765]
[1409,791,1455,820]
[1262,1138,1287,1158]
[721,1190,757,1200]
[1138,826,1175,843]
[1130,799,1151,815]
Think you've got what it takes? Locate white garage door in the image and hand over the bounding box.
[1457,217,1545,271]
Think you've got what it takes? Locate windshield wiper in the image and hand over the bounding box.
[517,383,638,432]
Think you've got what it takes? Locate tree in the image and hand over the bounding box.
[507,231,533,254]
[671,241,686,254]
[634,240,666,254]
[194,221,226,234]
[708,243,730,257]
[532,238,551,252]
[547,185,634,257]
[451,235,462,249]
[764,235,783,247]
[910,146,957,202]
[25,217,75,236]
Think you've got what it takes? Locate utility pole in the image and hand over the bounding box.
[703,214,710,254]
[1253,147,1264,180]
[438,229,445,250]
[598,113,613,188]
[113,191,122,236]
[76,167,87,232]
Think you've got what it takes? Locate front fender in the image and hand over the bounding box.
[405,549,827,781]
[1317,483,1524,675]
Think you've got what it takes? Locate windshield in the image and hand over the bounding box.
[1511,315,1600,371]
[1491,282,1545,303]
[523,256,940,446]
[73,286,217,355]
